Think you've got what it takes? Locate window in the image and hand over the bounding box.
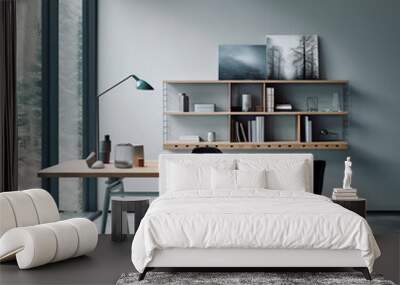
[59,0,84,211]
[16,0,96,211]
[16,0,42,190]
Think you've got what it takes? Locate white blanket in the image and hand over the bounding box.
[131,190,380,272]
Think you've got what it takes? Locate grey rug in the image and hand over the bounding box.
[116,272,396,285]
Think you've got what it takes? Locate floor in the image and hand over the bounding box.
[1,213,399,285]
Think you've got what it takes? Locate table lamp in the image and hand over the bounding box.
[95,74,154,162]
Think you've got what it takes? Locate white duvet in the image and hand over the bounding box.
[131,190,380,273]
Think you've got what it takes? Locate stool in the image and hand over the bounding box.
[111,197,150,242]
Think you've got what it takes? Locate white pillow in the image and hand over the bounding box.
[211,169,267,190]
[167,159,235,192]
[237,169,267,189]
[210,168,236,190]
[237,158,308,192]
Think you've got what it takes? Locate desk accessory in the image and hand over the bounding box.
[115,143,134,168]
[132,145,144,167]
[85,152,105,169]
[92,161,105,169]
[85,152,97,168]
[100,134,111,163]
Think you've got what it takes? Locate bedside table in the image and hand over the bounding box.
[332,198,366,218]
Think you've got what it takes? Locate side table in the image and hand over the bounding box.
[332,198,367,218]
[111,197,150,242]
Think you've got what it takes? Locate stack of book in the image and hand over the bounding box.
[178,135,201,142]
[332,188,358,200]
[194,104,215,112]
[266,88,275,112]
[235,116,264,142]
[275,104,293,111]
[304,116,312,142]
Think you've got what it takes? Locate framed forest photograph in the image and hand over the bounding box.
[266,34,319,80]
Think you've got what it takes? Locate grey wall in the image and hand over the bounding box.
[98,0,400,210]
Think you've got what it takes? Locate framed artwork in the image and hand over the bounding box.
[266,34,319,80]
[218,45,267,80]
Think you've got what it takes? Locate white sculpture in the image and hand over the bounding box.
[342,156,353,189]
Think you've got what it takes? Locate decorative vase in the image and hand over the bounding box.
[242,94,252,112]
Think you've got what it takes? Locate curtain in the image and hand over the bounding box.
[0,0,17,192]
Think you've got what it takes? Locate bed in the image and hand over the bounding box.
[131,154,380,280]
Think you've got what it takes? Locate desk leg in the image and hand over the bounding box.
[101,178,124,234]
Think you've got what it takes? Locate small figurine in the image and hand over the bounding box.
[342,156,352,189]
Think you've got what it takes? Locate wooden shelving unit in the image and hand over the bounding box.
[164,141,348,150]
[164,80,348,84]
[165,111,348,116]
[163,80,348,150]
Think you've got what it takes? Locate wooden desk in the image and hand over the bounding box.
[39,160,159,234]
[38,160,159,178]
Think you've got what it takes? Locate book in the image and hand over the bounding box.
[179,135,200,142]
[251,120,257,143]
[256,116,265,142]
[305,116,312,142]
[247,120,252,143]
[334,188,357,193]
[332,194,359,200]
[240,123,247,142]
[235,121,241,142]
[194,104,215,112]
[266,88,275,112]
[275,104,293,111]
[332,193,358,197]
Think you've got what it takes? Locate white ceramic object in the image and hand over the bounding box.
[207,131,215,142]
[91,160,105,169]
[343,157,353,189]
[242,94,252,112]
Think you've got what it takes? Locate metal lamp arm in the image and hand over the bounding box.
[97,74,137,97]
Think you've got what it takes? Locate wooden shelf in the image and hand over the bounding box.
[165,112,230,116]
[164,80,349,150]
[164,80,348,84]
[164,141,348,150]
[165,111,348,116]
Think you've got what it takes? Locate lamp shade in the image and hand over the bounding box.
[136,79,154,90]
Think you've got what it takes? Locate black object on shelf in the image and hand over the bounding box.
[100,135,111,163]
[179,93,189,112]
[192,147,222,154]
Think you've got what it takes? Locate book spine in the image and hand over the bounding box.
[261,116,265,142]
[256,116,264,142]
[266,88,275,112]
[235,121,241,142]
[248,120,252,143]
[256,117,260,142]
[240,122,247,142]
[305,116,309,142]
[251,120,256,143]
[271,88,274,112]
